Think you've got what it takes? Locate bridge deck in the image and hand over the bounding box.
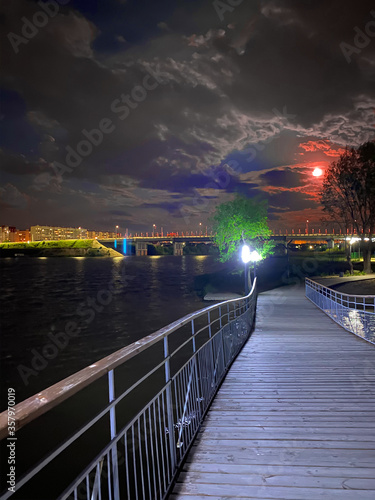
[171,284,375,499]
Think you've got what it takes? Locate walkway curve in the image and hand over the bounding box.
[171,284,375,500]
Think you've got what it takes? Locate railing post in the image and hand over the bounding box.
[220,309,229,369]
[207,310,216,391]
[164,336,177,472]
[191,319,202,415]
[108,370,120,500]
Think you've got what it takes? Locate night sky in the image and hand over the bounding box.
[1,0,374,233]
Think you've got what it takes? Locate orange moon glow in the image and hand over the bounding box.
[312,167,323,177]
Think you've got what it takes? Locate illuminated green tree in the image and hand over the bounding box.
[211,195,274,262]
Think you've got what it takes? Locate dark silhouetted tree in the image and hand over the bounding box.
[321,141,375,274]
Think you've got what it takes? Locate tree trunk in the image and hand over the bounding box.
[247,265,252,291]
[345,240,353,275]
[347,254,353,275]
[362,240,373,274]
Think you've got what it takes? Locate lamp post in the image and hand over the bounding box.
[115,225,119,237]
[250,250,262,279]
[241,245,262,295]
[241,245,251,295]
[152,224,156,237]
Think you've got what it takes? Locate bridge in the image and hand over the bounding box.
[101,233,367,256]
[0,279,374,498]
[99,235,212,255]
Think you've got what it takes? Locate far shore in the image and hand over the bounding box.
[0,239,123,258]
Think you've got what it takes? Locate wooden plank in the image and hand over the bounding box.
[203,420,375,427]
[194,439,375,449]
[197,426,375,436]
[171,285,375,498]
[182,462,375,478]
[186,448,375,466]
[178,471,375,490]
[173,482,375,499]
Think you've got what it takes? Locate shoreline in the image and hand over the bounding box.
[0,239,123,258]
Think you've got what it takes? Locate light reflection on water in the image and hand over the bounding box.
[0,255,223,406]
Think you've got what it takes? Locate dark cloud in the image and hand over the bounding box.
[0,183,28,209]
[260,168,302,188]
[267,190,317,212]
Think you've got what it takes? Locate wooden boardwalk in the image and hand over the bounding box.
[171,284,375,499]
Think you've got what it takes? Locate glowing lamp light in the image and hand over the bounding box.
[250,250,262,262]
[349,237,360,245]
[312,167,323,177]
[241,244,251,264]
[242,246,261,263]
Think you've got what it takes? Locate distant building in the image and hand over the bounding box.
[0,226,17,243]
[92,231,117,239]
[16,230,31,242]
[30,226,88,241]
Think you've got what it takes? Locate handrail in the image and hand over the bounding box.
[305,277,375,344]
[306,277,375,299]
[0,279,257,500]
[0,282,255,440]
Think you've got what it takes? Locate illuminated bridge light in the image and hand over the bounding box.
[123,239,127,255]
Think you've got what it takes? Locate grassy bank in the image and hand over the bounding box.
[0,239,123,258]
[0,240,93,249]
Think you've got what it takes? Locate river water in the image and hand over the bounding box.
[0,255,223,409]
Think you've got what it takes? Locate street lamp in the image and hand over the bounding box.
[241,245,251,294]
[241,245,261,295]
[250,250,262,278]
[115,225,119,237]
[153,224,156,237]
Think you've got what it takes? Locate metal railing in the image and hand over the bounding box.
[0,280,257,500]
[305,278,375,344]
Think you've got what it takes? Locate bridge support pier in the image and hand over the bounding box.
[173,242,184,256]
[136,241,147,256]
